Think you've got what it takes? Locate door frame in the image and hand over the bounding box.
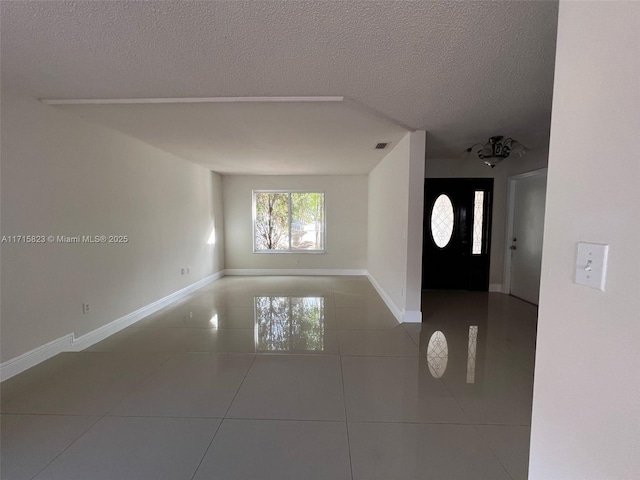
[503,168,548,295]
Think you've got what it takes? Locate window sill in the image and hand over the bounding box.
[253,250,326,254]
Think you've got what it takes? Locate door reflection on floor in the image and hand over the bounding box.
[419,291,489,386]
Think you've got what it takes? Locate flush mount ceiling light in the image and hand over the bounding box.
[465,136,528,168]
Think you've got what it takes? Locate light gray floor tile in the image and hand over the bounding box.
[1,353,169,415]
[330,306,399,330]
[227,355,345,420]
[0,353,77,404]
[342,356,468,423]
[136,304,255,329]
[402,323,423,345]
[1,281,536,480]
[1,414,99,480]
[349,422,510,480]
[33,416,219,480]
[214,306,258,329]
[441,355,534,426]
[192,419,351,480]
[86,327,196,352]
[338,325,420,356]
[186,328,257,353]
[476,425,531,480]
[214,290,257,307]
[334,291,388,309]
[174,291,229,308]
[110,353,254,417]
[332,280,378,296]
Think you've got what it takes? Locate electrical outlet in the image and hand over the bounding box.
[181,268,185,275]
[82,303,90,314]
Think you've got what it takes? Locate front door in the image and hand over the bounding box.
[422,178,493,291]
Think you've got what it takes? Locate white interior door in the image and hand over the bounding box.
[508,171,547,304]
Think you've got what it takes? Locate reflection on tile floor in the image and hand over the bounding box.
[1,277,537,480]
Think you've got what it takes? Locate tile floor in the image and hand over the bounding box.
[1,276,537,480]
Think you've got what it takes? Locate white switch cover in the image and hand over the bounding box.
[575,242,609,291]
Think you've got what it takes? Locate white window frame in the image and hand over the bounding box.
[252,190,326,254]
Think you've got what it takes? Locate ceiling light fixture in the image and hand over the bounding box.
[465,136,528,168]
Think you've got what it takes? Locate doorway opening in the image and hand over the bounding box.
[422,178,494,291]
[504,169,547,305]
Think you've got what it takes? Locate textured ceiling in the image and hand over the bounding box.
[1,0,558,165]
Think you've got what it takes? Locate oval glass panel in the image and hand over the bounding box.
[427,331,449,379]
[431,194,454,248]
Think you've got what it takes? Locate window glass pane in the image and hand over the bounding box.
[254,193,290,250]
[291,193,324,251]
[431,194,454,248]
[472,191,485,255]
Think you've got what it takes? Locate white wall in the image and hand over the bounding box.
[529,2,640,479]
[404,132,427,319]
[368,131,426,320]
[222,175,367,272]
[426,142,548,289]
[210,172,226,272]
[0,88,225,363]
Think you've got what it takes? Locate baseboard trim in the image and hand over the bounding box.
[0,271,224,382]
[402,310,422,323]
[224,268,367,276]
[366,273,403,324]
[70,271,224,352]
[0,334,76,383]
[489,283,504,293]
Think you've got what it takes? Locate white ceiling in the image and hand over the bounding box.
[56,100,408,175]
[1,0,559,170]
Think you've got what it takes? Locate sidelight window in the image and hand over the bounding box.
[472,191,485,255]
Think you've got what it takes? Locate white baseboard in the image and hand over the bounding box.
[0,271,224,382]
[402,310,423,323]
[224,268,367,276]
[366,273,403,324]
[0,334,76,383]
[489,283,504,293]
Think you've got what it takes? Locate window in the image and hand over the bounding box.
[430,194,454,248]
[253,191,325,252]
[472,191,485,254]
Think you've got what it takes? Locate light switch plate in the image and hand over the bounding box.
[575,242,609,291]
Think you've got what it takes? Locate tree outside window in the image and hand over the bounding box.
[253,191,325,252]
